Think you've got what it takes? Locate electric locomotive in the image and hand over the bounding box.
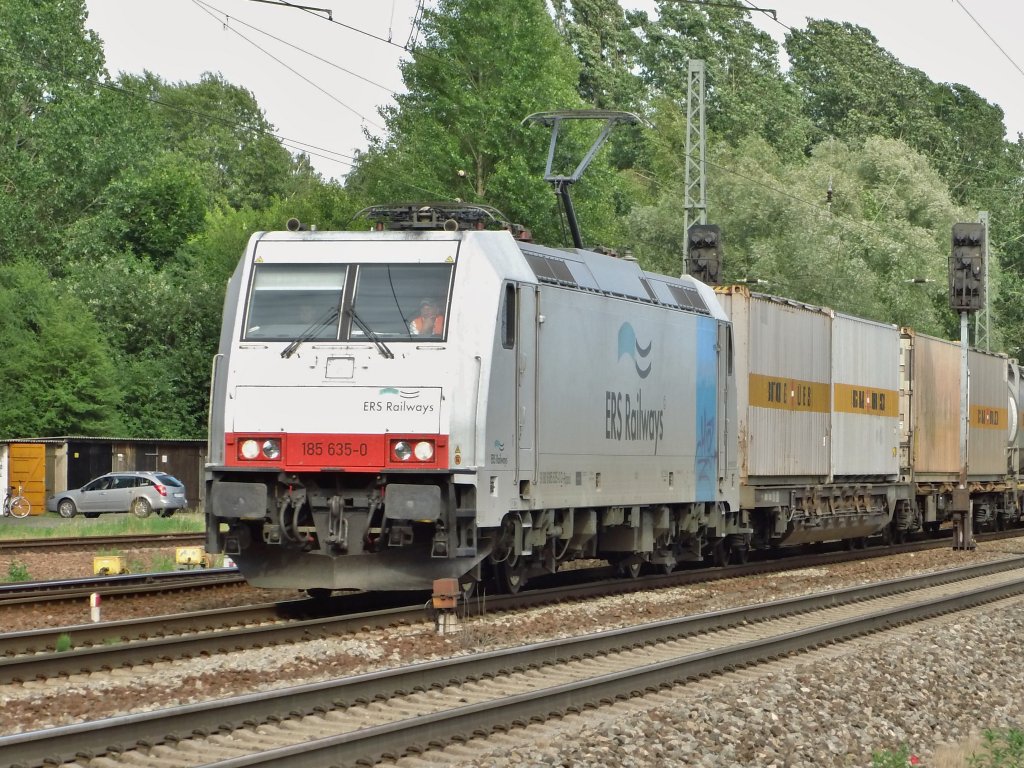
[204,204,745,593]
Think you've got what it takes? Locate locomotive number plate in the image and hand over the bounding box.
[299,441,369,458]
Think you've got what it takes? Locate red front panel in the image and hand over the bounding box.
[224,433,449,471]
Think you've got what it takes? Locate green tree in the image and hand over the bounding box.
[0,0,159,266]
[0,261,123,437]
[551,0,644,111]
[785,19,1013,202]
[347,0,631,247]
[630,135,970,339]
[130,72,311,210]
[630,1,811,159]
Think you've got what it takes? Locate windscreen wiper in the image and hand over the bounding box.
[280,307,340,359]
[348,308,395,359]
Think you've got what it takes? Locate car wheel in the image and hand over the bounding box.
[57,499,77,519]
[131,497,152,518]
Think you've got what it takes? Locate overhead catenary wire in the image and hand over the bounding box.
[194,0,395,93]
[952,0,1024,81]
[191,0,387,131]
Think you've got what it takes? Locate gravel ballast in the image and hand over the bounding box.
[2,539,1024,767]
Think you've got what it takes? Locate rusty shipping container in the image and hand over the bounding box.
[718,289,831,483]
[903,331,1013,481]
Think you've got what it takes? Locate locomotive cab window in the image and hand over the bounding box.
[351,264,453,339]
[244,264,347,341]
[501,283,516,349]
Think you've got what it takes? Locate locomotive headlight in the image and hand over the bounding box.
[240,439,260,460]
[413,441,434,461]
[262,439,281,459]
[393,441,413,461]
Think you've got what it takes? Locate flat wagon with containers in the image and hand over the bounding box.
[204,112,1022,595]
[718,288,1021,564]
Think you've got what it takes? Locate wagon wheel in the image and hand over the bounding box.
[500,557,528,594]
[618,560,642,579]
[458,572,479,601]
[730,540,749,565]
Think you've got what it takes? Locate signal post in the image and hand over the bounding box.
[948,222,986,550]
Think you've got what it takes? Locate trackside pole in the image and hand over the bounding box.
[952,310,975,550]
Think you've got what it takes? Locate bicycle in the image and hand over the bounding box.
[2,484,31,518]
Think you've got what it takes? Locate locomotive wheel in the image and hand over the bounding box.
[731,542,749,564]
[500,559,528,594]
[712,539,730,567]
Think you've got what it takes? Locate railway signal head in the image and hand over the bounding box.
[949,222,985,313]
[686,223,722,285]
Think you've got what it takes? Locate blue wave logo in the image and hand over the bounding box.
[379,387,420,399]
[618,322,652,379]
[494,440,505,452]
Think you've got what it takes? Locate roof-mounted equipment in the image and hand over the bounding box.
[523,109,643,250]
[354,203,531,240]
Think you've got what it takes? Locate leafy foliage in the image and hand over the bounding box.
[345,0,636,247]
[1,0,1024,439]
[0,261,124,436]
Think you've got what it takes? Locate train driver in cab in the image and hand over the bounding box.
[410,297,445,336]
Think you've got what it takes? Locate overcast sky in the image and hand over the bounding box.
[83,0,1024,181]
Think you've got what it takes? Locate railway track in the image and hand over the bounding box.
[0,568,245,608]
[2,530,1022,684]
[3,556,1023,767]
[0,532,204,552]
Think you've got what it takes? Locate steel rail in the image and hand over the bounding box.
[0,568,244,606]
[0,532,203,552]
[2,541,1023,682]
[2,557,1023,767]
[209,568,1024,768]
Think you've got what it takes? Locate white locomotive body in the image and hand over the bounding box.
[205,220,742,592]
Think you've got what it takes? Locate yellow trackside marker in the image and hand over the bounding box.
[176,547,208,569]
[93,556,127,575]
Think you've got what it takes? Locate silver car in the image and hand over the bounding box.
[47,471,188,519]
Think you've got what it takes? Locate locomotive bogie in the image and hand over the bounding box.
[718,287,1023,548]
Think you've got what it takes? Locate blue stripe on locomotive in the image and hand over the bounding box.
[695,317,718,501]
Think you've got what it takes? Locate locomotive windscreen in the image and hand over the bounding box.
[242,261,454,342]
